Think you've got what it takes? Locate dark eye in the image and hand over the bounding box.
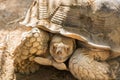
[65,47,69,54]
[67,48,69,51]
[53,45,56,52]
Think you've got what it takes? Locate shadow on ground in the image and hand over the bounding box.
[16,66,77,80]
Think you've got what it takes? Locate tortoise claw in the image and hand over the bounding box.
[52,61,68,70]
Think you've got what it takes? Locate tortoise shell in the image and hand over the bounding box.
[38,0,120,54]
[19,0,120,57]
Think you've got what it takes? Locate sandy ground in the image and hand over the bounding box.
[16,66,77,80]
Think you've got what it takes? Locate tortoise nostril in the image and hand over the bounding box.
[57,51,62,55]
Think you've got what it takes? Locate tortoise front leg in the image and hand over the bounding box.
[69,48,114,80]
[52,59,68,70]
[34,56,68,70]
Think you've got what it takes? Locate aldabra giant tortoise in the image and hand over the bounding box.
[7,0,120,80]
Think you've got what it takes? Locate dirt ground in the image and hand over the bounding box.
[16,66,77,80]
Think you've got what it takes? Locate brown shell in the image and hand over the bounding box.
[37,0,120,55]
[19,0,120,55]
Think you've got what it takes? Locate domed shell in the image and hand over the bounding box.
[20,0,120,55]
[38,0,120,55]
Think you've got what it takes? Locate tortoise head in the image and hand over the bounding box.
[50,35,75,63]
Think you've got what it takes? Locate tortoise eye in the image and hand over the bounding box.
[67,47,69,52]
[64,47,69,54]
[53,45,56,53]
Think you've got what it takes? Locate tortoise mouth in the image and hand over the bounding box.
[53,56,69,63]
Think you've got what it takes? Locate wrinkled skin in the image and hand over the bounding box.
[69,48,112,80]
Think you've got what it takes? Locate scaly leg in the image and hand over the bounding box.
[69,48,114,80]
[34,56,68,70]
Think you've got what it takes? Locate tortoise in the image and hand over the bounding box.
[2,0,120,80]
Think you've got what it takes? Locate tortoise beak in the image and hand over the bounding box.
[56,47,62,55]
